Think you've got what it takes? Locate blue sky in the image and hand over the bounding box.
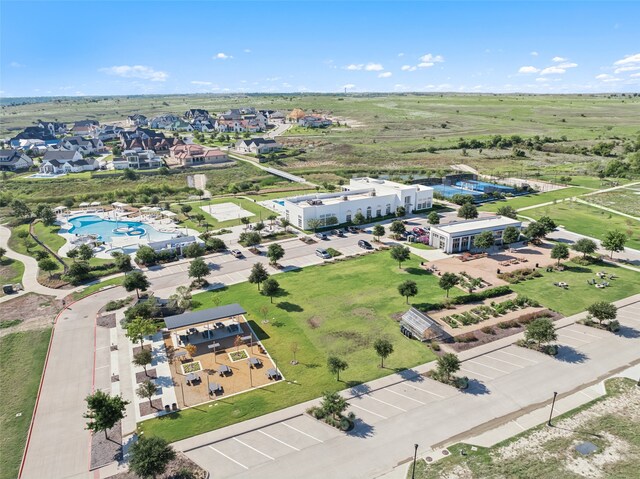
[1,1,639,97]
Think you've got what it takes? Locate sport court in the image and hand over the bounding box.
[201,202,254,222]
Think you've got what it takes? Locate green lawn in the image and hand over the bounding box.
[139,252,454,442]
[583,186,640,218]
[523,202,640,250]
[479,187,591,213]
[0,329,52,479]
[70,276,124,301]
[511,260,640,316]
[0,258,25,295]
[173,196,277,232]
[533,175,633,189]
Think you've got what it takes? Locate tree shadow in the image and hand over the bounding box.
[615,326,640,339]
[348,383,372,396]
[346,418,376,438]
[270,320,286,328]
[555,345,589,364]
[565,265,592,274]
[153,375,174,388]
[462,378,490,396]
[394,368,423,382]
[272,289,290,298]
[405,267,433,276]
[277,302,304,312]
[302,362,321,369]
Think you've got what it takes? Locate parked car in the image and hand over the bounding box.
[231,249,243,258]
[315,232,328,240]
[315,248,331,259]
[347,226,359,233]
[330,229,343,237]
[413,227,427,236]
[358,240,373,250]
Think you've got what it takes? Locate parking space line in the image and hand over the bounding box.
[459,367,494,380]
[494,349,538,363]
[233,438,274,461]
[367,395,407,411]
[557,332,590,343]
[258,430,300,451]
[563,327,603,339]
[404,382,445,399]
[349,403,388,419]
[385,388,426,404]
[282,422,323,442]
[208,446,249,470]
[483,354,525,368]
[467,359,510,374]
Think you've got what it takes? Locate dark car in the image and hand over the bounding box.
[347,226,359,233]
[332,229,345,237]
[358,240,373,250]
[315,232,328,240]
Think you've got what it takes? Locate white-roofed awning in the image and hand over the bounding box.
[54,205,68,212]
[79,202,90,207]
[90,201,101,206]
[161,210,177,217]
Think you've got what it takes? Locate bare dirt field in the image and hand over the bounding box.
[0,293,61,337]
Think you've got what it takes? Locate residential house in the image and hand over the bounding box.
[235,137,282,155]
[168,119,194,132]
[16,139,48,155]
[150,114,180,129]
[119,127,164,143]
[93,124,123,141]
[0,149,34,171]
[268,111,286,122]
[72,120,99,136]
[38,121,67,136]
[123,136,183,153]
[169,144,229,167]
[298,116,333,128]
[58,136,106,155]
[184,109,209,120]
[10,126,58,147]
[40,150,98,174]
[191,118,216,132]
[112,149,163,170]
[126,114,148,127]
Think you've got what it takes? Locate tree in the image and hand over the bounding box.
[465,277,483,293]
[240,231,261,246]
[396,281,418,307]
[395,205,406,217]
[573,238,597,259]
[496,205,518,219]
[137,380,158,407]
[193,213,205,226]
[389,220,406,239]
[135,245,157,265]
[473,231,494,253]
[77,243,95,261]
[390,245,410,269]
[439,272,459,298]
[111,251,133,273]
[291,342,299,364]
[436,353,460,383]
[325,215,338,227]
[262,278,280,303]
[0,247,6,261]
[188,257,209,283]
[450,194,474,205]
[267,243,285,266]
[168,285,192,312]
[318,391,349,421]
[125,317,157,347]
[502,226,521,247]
[427,212,440,225]
[248,263,269,290]
[11,199,31,219]
[183,242,205,258]
[351,212,365,225]
[280,218,291,233]
[268,214,278,226]
[180,204,192,217]
[67,261,90,282]
[327,356,348,381]
[38,205,56,226]
[524,318,557,349]
[254,221,265,232]
[206,237,226,252]
[602,230,627,258]
[123,168,138,180]
[525,221,547,244]
[372,224,385,241]
[185,343,197,358]
[241,216,251,230]
[458,203,478,219]
[307,218,322,232]
[83,390,128,440]
[550,242,570,265]
[133,348,153,376]
[538,216,557,234]
[373,339,394,368]
[587,301,617,326]
[38,257,58,278]
[128,436,176,479]
[123,271,150,299]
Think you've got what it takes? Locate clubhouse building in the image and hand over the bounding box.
[428,216,522,254]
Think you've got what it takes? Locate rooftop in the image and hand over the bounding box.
[285,188,379,207]
[432,216,521,234]
[164,304,247,330]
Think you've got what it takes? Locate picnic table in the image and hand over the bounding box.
[186,372,199,384]
[266,368,280,379]
[248,357,262,368]
[218,364,231,376]
[209,383,222,394]
[188,328,198,335]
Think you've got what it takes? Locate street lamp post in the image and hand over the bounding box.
[411,443,419,479]
[547,391,558,426]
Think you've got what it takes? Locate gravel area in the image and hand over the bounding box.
[135,369,157,383]
[97,313,116,328]
[139,398,163,416]
[104,451,206,479]
[90,421,122,470]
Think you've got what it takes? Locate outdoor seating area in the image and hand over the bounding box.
[587,272,617,289]
[499,257,529,267]
[553,281,570,289]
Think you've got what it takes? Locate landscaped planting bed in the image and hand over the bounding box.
[442,295,541,328]
[228,350,249,362]
[498,267,543,284]
[181,361,202,374]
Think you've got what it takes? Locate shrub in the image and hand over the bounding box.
[430,341,441,351]
[481,326,495,335]
[455,332,478,343]
[497,320,520,329]
[608,320,620,332]
[105,298,129,311]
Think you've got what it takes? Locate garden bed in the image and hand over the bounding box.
[181,361,202,374]
[439,295,541,329]
[228,350,249,362]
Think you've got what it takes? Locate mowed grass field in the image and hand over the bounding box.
[523,202,640,250]
[139,252,454,441]
[0,329,52,479]
[0,258,24,296]
[583,185,640,218]
[479,187,591,212]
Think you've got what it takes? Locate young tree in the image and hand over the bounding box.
[188,257,210,283]
[280,218,291,233]
[133,348,153,376]
[38,257,58,278]
[524,318,557,350]
[185,343,197,358]
[550,242,570,265]
[267,243,285,266]
[307,218,322,232]
[572,238,597,259]
[137,380,158,407]
[183,242,205,258]
[240,231,261,246]
[0,247,6,261]
[241,216,251,230]
[291,342,299,364]
[254,221,266,232]
[398,280,418,304]
[327,356,348,381]
[128,436,176,479]
[77,243,95,261]
[180,204,192,217]
[373,339,394,368]
[38,205,56,226]
[496,205,518,219]
[67,261,91,283]
[473,231,494,253]
[587,301,617,326]
[465,277,483,293]
[538,216,557,234]
[267,214,278,227]
[372,224,385,241]
[395,206,406,217]
[111,251,133,274]
[168,285,192,312]
[135,245,157,265]
[206,237,226,252]
[525,221,547,244]
[125,317,157,347]
[439,272,459,298]
[248,263,269,290]
[389,220,406,239]
[390,245,410,268]
[262,278,280,303]
[427,212,440,225]
[602,230,627,258]
[83,390,129,440]
[502,226,521,247]
[457,203,478,219]
[123,271,150,299]
[436,353,460,383]
[319,391,349,421]
[351,212,366,225]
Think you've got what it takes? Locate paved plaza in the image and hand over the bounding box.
[201,202,254,222]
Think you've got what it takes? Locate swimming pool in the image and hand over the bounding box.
[273,200,285,206]
[67,215,176,244]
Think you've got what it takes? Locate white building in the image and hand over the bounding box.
[277,177,433,230]
[112,149,163,170]
[428,216,522,254]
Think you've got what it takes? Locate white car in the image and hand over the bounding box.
[231,249,243,258]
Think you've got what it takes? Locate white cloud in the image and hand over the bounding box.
[518,66,540,73]
[345,64,363,70]
[614,65,640,74]
[536,77,550,82]
[418,62,434,68]
[365,63,384,71]
[243,49,251,53]
[530,51,539,56]
[99,65,168,81]
[342,84,356,90]
[213,52,232,60]
[595,73,622,82]
[419,53,444,63]
[398,52,405,57]
[557,62,578,69]
[191,81,213,85]
[631,72,640,78]
[613,53,640,66]
[540,66,567,75]
[10,61,24,68]
[552,56,567,62]
[401,65,417,72]
[378,72,392,78]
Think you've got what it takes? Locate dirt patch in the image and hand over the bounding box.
[97,313,116,328]
[90,421,122,470]
[105,451,207,479]
[0,293,61,336]
[132,344,152,356]
[139,398,164,416]
[325,330,372,354]
[135,369,158,384]
[307,316,323,329]
[352,307,377,321]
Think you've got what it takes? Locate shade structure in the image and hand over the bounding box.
[161,210,177,217]
[90,201,101,206]
[54,205,68,212]
[79,202,90,207]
